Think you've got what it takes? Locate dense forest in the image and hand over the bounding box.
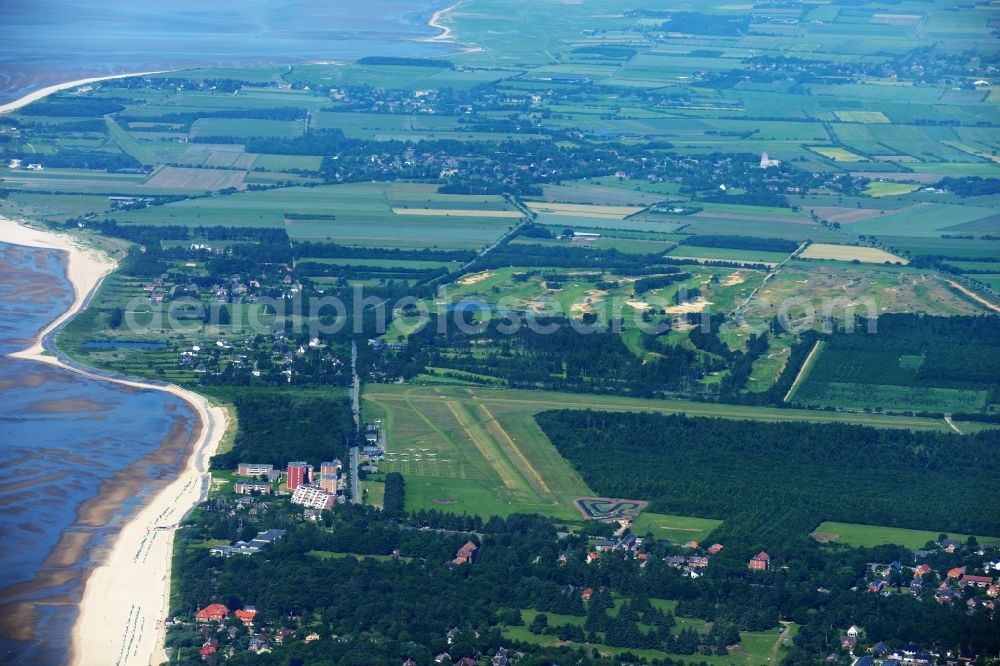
[210,393,353,470]
[537,410,1000,546]
[373,315,708,396]
[797,314,1000,405]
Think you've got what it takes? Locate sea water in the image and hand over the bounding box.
[0,242,197,665]
[0,0,458,104]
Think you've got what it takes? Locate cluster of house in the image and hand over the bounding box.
[208,529,286,558]
[178,326,345,380]
[584,533,645,565]
[9,159,44,170]
[189,599,513,663]
[411,646,513,666]
[188,603,304,659]
[864,541,999,610]
[840,626,982,666]
[580,537,727,577]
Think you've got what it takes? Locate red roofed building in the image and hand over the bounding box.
[586,551,599,564]
[235,608,257,627]
[581,587,593,601]
[195,603,229,623]
[453,541,478,565]
[200,645,217,659]
[913,564,932,578]
[707,543,724,554]
[683,540,699,549]
[947,567,966,579]
[963,574,994,588]
[748,551,771,572]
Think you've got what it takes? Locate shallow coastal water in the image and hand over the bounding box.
[0,242,197,665]
[0,0,458,104]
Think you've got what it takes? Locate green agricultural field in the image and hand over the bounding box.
[113,182,516,248]
[502,608,797,666]
[630,512,723,543]
[864,181,920,197]
[679,216,843,242]
[879,236,1000,261]
[834,111,890,123]
[809,146,868,162]
[667,245,792,264]
[252,154,323,171]
[190,117,306,139]
[849,202,998,237]
[795,381,988,413]
[811,522,1000,550]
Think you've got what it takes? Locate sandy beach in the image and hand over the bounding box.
[0,217,229,665]
[424,1,462,42]
[0,71,168,114]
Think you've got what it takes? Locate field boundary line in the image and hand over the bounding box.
[784,339,823,403]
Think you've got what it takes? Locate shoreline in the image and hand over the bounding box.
[421,1,484,54]
[0,217,229,665]
[0,70,169,115]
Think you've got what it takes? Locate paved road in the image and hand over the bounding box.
[349,446,360,505]
[349,339,360,504]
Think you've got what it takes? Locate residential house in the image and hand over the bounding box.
[941,539,961,553]
[586,551,600,564]
[595,539,615,552]
[196,604,229,623]
[237,463,276,479]
[749,551,771,571]
[913,564,932,578]
[947,567,966,580]
[962,574,993,588]
[251,529,286,547]
[453,541,479,565]
[291,484,336,510]
[707,543,724,554]
[688,556,709,568]
[248,637,270,653]
[235,608,257,627]
[492,647,510,666]
[234,478,270,495]
[682,540,699,549]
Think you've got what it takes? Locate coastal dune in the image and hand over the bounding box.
[0,218,229,665]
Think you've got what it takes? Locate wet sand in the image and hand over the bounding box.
[0,217,228,665]
[0,413,195,652]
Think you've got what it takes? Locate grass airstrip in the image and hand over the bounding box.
[363,384,960,530]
